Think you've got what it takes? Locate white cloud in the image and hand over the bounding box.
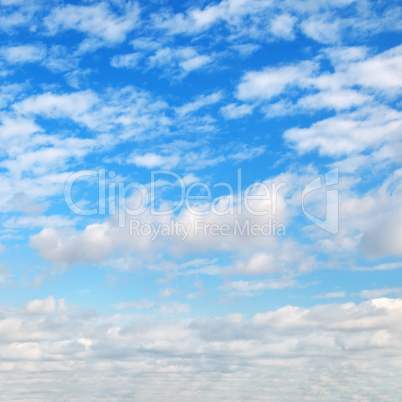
[24,296,57,315]
[30,225,120,265]
[270,14,297,40]
[45,3,140,44]
[345,44,402,94]
[0,135,96,175]
[297,89,371,111]
[1,44,46,64]
[360,206,402,258]
[111,53,141,68]
[43,45,79,73]
[284,105,402,157]
[235,44,402,123]
[222,277,296,296]
[14,91,98,124]
[231,252,277,275]
[301,16,341,44]
[148,46,213,77]
[220,103,254,119]
[231,43,260,57]
[12,86,170,139]
[360,288,402,299]
[175,91,222,116]
[128,152,180,169]
[0,2,38,32]
[3,215,76,229]
[28,171,292,267]
[228,145,265,162]
[307,168,402,262]
[0,296,402,398]
[236,61,315,101]
[0,116,40,143]
[0,3,401,399]
[353,262,402,272]
[179,54,212,73]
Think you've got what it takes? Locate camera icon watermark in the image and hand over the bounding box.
[301,168,339,234]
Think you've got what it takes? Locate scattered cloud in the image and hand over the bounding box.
[44,2,140,44]
[128,152,180,169]
[1,44,46,64]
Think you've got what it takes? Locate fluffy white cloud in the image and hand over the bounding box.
[1,44,46,64]
[14,91,98,122]
[45,2,140,44]
[236,44,402,118]
[24,295,67,315]
[30,224,121,265]
[284,105,402,156]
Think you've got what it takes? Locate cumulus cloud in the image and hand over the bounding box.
[30,225,119,265]
[24,295,66,315]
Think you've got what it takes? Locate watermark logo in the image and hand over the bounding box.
[64,169,286,224]
[301,168,339,234]
[64,168,339,236]
[129,218,286,240]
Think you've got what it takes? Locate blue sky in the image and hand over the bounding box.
[0,0,402,399]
